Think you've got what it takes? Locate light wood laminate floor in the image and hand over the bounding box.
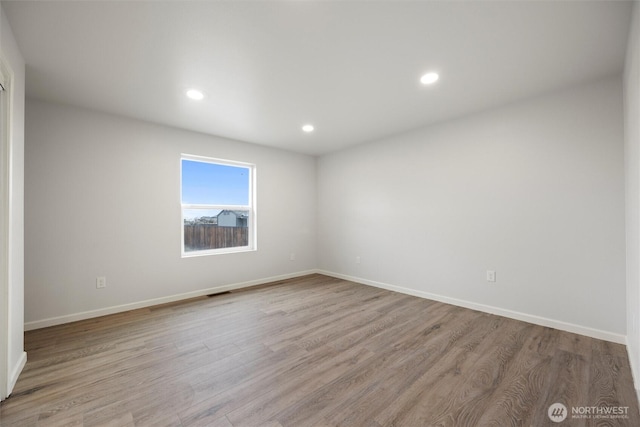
[1,274,638,426]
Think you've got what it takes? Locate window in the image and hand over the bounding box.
[181,155,255,256]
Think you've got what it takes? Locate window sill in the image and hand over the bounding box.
[181,246,256,258]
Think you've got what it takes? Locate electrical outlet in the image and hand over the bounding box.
[96,276,106,289]
[290,253,296,261]
[486,270,496,282]
[356,256,361,264]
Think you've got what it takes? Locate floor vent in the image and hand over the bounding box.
[206,291,231,298]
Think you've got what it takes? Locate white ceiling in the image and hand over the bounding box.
[2,1,634,156]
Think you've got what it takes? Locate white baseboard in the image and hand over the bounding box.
[318,270,627,345]
[24,270,318,331]
[25,268,627,345]
[8,351,26,395]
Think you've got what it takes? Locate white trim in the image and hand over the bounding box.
[25,270,317,331]
[318,270,627,345]
[7,351,25,394]
[181,246,256,258]
[626,340,640,409]
[628,338,640,389]
[0,51,13,401]
[181,153,254,169]
[24,268,629,344]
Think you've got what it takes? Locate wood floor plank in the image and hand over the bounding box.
[471,343,552,426]
[372,314,512,426]
[224,346,375,427]
[586,340,640,426]
[531,349,590,427]
[1,274,637,426]
[322,311,487,426]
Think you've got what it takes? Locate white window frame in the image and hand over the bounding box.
[180,154,256,257]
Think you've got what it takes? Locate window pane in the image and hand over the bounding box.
[183,208,222,224]
[183,209,249,252]
[181,159,249,205]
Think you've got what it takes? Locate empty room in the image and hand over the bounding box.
[1,0,640,425]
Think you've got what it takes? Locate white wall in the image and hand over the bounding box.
[625,1,640,391]
[318,77,626,341]
[0,2,26,397]
[24,99,316,327]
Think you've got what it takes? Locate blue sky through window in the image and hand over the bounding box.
[181,159,250,206]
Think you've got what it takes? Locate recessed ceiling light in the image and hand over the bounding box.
[186,89,205,100]
[302,124,314,133]
[420,72,439,85]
